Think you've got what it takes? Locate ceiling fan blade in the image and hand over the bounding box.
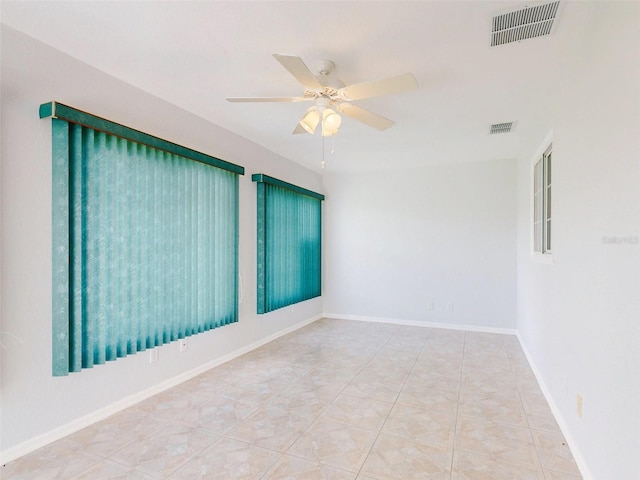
[338,72,418,101]
[292,123,308,134]
[273,54,323,91]
[338,104,395,131]
[226,96,307,103]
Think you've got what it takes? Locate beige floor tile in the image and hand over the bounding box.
[109,422,218,477]
[168,438,280,479]
[396,383,459,414]
[413,361,463,378]
[224,376,292,404]
[412,356,462,371]
[428,329,466,341]
[510,362,536,378]
[221,358,287,379]
[287,418,377,472]
[351,369,409,388]
[173,395,260,435]
[419,342,464,354]
[461,373,520,396]
[531,430,582,476]
[387,341,428,351]
[458,391,528,427]
[282,351,332,369]
[226,405,314,451]
[463,362,513,377]
[463,343,507,355]
[543,468,583,479]
[267,385,334,418]
[65,407,168,457]
[1,441,101,480]
[342,376,404,403]
[376,344,422,358]
[136,386,211,419]
[382,403,456,447]
[262,454,356,479]
[459,387,519,404]
[177,375,235,397]
[404,370,461,396]
[320,394,393,431]
[74,459,158,479]
[373,352,422,366]
[523,402,560,432]
[451,450,545,480]
[360,433,452,480]
[282,378,347,401]
[517,377,546,398]
[360,361,413,378]
[301,365,361,387]
[424,343,466,354]
[260,362,313,381]
[456,416,540,470]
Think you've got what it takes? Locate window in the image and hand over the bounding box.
[252,174,324,314]
[533,144,552,254]
[41,102,244,375]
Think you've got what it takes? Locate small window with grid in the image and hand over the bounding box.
[533,144,552,255]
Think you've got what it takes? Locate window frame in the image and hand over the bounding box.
[532,139,553,261]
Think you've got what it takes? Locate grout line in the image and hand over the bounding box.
[263,323,400,477]
[5,320,574,479]
[447,330,468,478]
[354,327,433,478]
[506,336,548,475]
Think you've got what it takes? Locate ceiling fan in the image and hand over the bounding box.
[226,54,418,137]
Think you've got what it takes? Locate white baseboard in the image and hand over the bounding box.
[517,333,593,480]
[0,313,322,465]
[323,312,517,335]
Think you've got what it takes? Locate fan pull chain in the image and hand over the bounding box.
[320,134,326,170]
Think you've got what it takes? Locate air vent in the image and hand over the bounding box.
[491,1,560,47]
[490,122,515,134]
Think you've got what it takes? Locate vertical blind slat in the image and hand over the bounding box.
[255,179,322,314]
[52,120,239,375]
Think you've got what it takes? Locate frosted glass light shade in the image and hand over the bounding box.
[300,110,320,134]
[322,108,341,136]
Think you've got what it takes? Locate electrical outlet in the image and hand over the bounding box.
[149,348,159,363]
[447,303,454,311]
[427,301,434,310]
[576,394,583,418]
[179,339,188,352]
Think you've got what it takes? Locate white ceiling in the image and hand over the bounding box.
[1,1,587,172]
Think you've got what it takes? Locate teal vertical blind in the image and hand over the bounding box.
[43,102,244,375]
[253,174,324,314]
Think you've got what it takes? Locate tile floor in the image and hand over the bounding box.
[2,318,583,479]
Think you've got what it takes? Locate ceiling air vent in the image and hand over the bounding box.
[490,122,515,134]
[491,1,561,47]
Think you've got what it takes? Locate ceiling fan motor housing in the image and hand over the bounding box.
[316,59,336,76]
[315,59,344,91]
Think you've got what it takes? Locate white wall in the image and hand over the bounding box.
[516,3,640,479]
[0,27,323,459]
[323,159,517,330]
[3,3,639,477]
